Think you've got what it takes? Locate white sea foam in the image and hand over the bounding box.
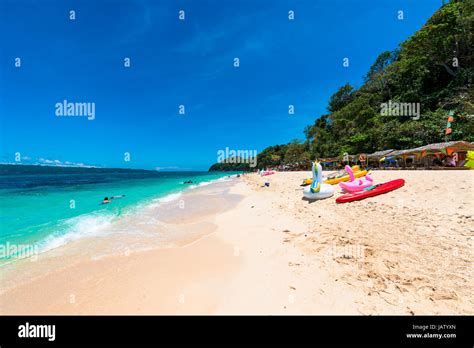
[146,192,183,209]
[187,175,233,189]
[37,213,115,253]
[157,192,182,203]
[146,176,232,206]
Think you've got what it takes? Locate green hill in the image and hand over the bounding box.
[209,0,473,171]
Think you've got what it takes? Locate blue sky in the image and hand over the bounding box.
[0,0,442,170]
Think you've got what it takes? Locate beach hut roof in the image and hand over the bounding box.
[319,157,340,163]
[385,150,403,157]
[367,149,395,159]
[402,141,474,155]
[387,141,474,157]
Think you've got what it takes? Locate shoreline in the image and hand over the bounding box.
[0,170,472,315]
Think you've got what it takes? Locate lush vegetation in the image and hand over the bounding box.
[210,0,473,171]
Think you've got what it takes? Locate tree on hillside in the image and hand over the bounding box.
[284,140,310,166]
[209,0,474,171]
[327,84,355,113]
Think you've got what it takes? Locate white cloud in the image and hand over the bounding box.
[39,158,57,164]
[155,166,179,171]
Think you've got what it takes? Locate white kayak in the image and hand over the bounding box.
[303,184,335,200]
[303,161,335,200]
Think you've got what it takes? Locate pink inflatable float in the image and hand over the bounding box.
[339,165,373,192]
[260,170,275,176]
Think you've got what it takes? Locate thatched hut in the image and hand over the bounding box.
[367,149,395,167]
[389,141,474,168]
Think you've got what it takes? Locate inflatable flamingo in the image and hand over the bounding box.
[261,170,275,176]
[339,165,374,192]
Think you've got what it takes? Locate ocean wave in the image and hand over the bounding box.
[187,175,234,189]
[9,174,234,258]
[146,192,183,209]
[147,176,231,205]
[156,192,182,203]
[36,213,115,253]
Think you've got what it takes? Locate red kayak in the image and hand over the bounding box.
[336,179,405,204]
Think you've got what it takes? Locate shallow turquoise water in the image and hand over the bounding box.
[0,166,236,260]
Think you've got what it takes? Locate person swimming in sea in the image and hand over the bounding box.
[102,195,125,204]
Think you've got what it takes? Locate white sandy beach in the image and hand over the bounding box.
[0,170,473,315]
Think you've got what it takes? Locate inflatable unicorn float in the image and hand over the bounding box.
[338,165,374,192]
[303,161,335,200]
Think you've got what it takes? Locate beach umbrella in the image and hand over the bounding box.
[465,151,474,169]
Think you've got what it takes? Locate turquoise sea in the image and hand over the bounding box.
[0,165,236,262]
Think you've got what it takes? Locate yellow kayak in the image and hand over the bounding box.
[302,166,368,186]
[324,169,368,185]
